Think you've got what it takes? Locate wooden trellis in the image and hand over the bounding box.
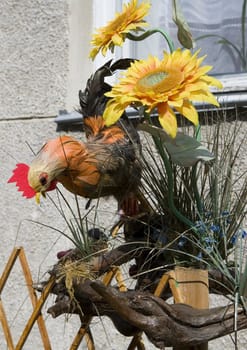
[0,247,145,349]
[0,247,54,350]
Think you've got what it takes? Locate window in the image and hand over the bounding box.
[56,0,246,128]
[131,0,246,75]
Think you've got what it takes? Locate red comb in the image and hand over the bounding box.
[8,163,36,199]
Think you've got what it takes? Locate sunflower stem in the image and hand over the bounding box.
[144,111,197,231]
[191,163,204,216]
[126,29,175,53]
[192,124,204,215]
[162,149,197,231]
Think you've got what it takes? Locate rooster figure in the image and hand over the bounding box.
[8,59,142,212]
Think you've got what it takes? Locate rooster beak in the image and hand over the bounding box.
[35,192,46,204]
[35,192,41,204]
[35,191,46,204]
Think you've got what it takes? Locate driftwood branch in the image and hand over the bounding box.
[90,281,247,348]
[40,245,247,348]
[46,278,247,348]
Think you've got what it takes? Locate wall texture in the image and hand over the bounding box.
[0,0,69,118]
[0,1,246,349]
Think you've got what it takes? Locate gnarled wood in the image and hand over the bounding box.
[46,278,247,349]
[39,245,247,349]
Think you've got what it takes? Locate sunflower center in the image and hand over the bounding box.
[137,69,184,94]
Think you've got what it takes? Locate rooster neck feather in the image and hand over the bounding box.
[38,136,87,170]
[28,136,88,192]
[84,116,128,146]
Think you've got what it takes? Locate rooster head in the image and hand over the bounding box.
[8,136,74,203]
[8,162,58,204]
[8,135,86,203]
[27,154,59,203]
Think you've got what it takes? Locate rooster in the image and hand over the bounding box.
[8,59,142,212]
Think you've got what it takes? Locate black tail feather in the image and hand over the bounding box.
[79,58,135,118]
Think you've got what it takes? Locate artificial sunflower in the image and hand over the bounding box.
[89,0,150,60]
[103,49,223,138]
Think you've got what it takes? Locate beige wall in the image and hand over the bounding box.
[0,0,93,118]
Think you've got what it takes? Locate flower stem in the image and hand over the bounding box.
[126,29,175,53]
[150,131,197,232]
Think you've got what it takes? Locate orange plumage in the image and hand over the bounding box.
[9,59,141,208]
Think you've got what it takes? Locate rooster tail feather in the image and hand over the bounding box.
[109,58,135,73]
[79,60,112,118]
[79,58,135,118]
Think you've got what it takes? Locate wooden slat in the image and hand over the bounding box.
[114,268,127,292]
[171,267,209,350]
[15,276,55,350]
[0,247,22,292]
[69,315,95,350]
[84,329,95,350]
[18,248,52,350]
[0,300,14,350]
[127,333,145,350]
[0,248,22,349]
[154,273,169,297]
[69,267,127,350]
[128,273,171,350]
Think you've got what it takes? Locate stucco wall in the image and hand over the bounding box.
[0,0,69,118]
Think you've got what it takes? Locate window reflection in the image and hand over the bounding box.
[132,0,246,74]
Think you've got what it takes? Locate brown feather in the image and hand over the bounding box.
[27,59,141,207]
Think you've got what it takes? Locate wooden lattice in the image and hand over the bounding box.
[0,247,145,349]
[0,247,53,350]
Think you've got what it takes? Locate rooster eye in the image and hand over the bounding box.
[39,176,47,186]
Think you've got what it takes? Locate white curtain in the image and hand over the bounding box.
[132,0,245,74]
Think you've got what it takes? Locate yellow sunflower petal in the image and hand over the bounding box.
[189,65,213,80]
[103,100,127,126]
[90,0,150,60]
[190,90,220,106]
[158,104,178,138]
[201,75,223,89]
[175,100,199,126]
[185,81,210,92]
[112,33,124,46]
[89,47,99,60]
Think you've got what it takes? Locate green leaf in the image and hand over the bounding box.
[138,123,214,166]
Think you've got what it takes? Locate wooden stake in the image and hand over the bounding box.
[170,267,209,350]
[127,332,145,350]
[0,247,53,349]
